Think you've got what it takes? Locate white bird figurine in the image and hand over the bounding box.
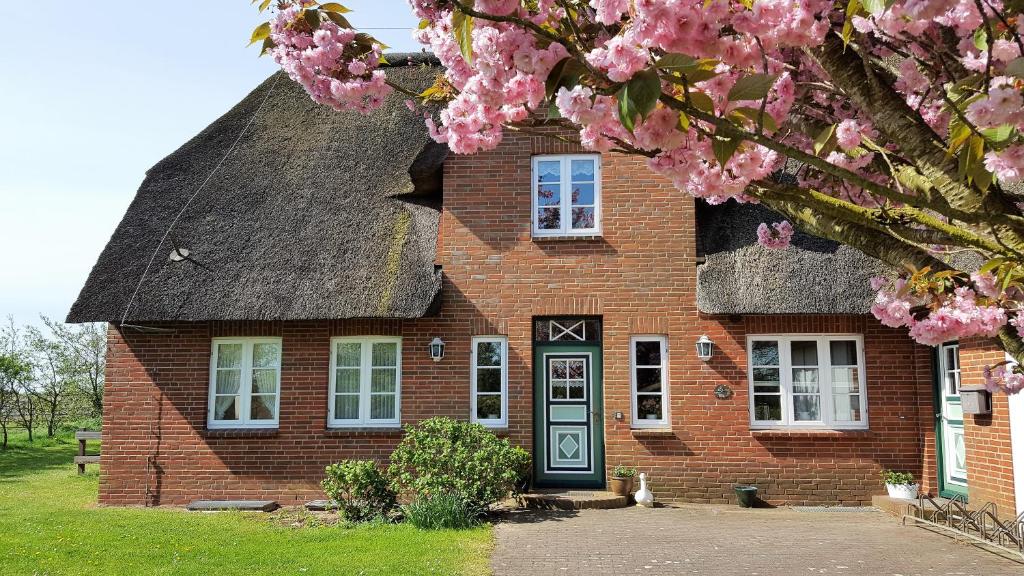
[635,472,654,507]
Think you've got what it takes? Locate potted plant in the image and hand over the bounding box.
[609,465,637,497]
[640,398,660,420]
[881,470,919,499]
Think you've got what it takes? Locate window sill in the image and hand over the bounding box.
[323,427,403,436]
[532,234,603,241]
[631,428,675,437]
[202,428,279,439]
[750,428,871,438]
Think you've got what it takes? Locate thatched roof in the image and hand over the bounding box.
[696,200,893,315]
[68,54,446,323]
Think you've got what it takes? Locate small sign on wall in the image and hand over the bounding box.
[960,385,992,415]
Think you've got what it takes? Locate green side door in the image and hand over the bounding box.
[532,343,605,489]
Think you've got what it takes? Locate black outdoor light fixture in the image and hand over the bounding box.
[696,335,714,362]
[429,337,445,362]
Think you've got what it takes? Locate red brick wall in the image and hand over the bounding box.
[958,337,1016,517]
[99,133,936,506]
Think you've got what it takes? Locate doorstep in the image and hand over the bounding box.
[518,490,628,510]
[186,500,279,512]
[872,494,953,520]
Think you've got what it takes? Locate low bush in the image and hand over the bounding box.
[612,465,637,478]
[388,417,530,514]
[321,460,397,523]
[403,492,479,530]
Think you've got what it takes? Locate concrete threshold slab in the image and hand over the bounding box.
[186,500,279,512]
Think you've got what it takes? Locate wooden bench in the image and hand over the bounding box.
[75,430,101,474]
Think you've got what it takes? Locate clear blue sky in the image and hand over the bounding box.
[0,2,420,326]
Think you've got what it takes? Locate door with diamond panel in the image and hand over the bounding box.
[532,327,604,488]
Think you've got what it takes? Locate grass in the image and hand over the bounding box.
[0,432,492,575]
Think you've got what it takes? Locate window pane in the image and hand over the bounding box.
[252,369,278,393]
[537,160,560,182]
[371,368,397,393]
[551,383,568,399]
[568,380,585,399]
[252,343,280,368]
[751,341,779,366]
[829,340,857,366]
[571,207,596,229]
[537,183,561,206]
[791,341,819,365]
[371,343,397,367]
[370,395,396,420]
[216,343,243,368]
[634,341,662,366]
[638,395,663,420]
[477,395,502,420]
[636,368,663,392]
[551,361,567,379]
[538,207,561,230]
[334,395,359,420]
[214,396,239,421]
[567,360,585,379]
[833,394,862,421]
[336,368,360,393]
[476,341,503,367]
[571,183,595,205]
[336,343,361,367]
[793,395,821,421]
[215,370,241,394]
[792,368,819,393]
[831,367,859,393]
[250,395,276,420]
[571,159,595,181]
[753,395,781,421]
[477,368,502,393]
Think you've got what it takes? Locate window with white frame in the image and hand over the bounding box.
[532,154,601,237]
[208,338,282,429]
[631,336,669,428]
[471,336,508,427]
[329,337,401,427]
[748,335,867,429]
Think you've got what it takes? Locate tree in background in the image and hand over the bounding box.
[250,0,1024,392]
[0,354,31,449]
[40,318,106,416]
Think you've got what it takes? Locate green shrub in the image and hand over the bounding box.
[612,465,638,478]
[388,417,530,514]
[403,492,479,530]
[321,460,397,523]
[880,470,915,485]
[58,417,102,436]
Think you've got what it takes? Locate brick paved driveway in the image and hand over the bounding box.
[491,505,1023,576]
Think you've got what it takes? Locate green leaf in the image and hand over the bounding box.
[259,36,276,57]
[545,57,586,99]
[687,91,716,114]
[727,73,778,102]
[813,124,837,156]
[1006,57,1024,79]
[981,124,1014,144]
[711,136,742,166]
[418,18,431,30]
[657,53,698,70]
[452,11,474,63]
[248,22,271,46]
[842,0,862,46]
[325,11,352,29]
[617,86,637,133]
[862,0,886,14]
[678,112,690,132]
[730,106,777,132]
[318,2,351,13]
[258,0,273,12]
[973,27,988,51]
[980,257,1011,274]
[303,8,321,30]
[617,68,662,131]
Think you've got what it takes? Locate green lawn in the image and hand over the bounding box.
[0,433,492,575]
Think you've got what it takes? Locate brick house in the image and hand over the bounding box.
[68,55,1024,513]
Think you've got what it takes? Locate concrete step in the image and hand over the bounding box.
[186,500,279,512]
[872,494,957,521]
[519,490,628,510]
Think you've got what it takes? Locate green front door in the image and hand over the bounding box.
[936,343,968,499]
[532,342,605,488]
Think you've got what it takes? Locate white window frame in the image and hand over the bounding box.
[470,336,508,428]
[747,334,868,430]
[630,335,670,429]
[328,336,402,428]
[207,337,282,429]
[531,154,602,237]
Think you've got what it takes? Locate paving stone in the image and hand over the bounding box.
[186,500,278,512]
[491,505,1023,576]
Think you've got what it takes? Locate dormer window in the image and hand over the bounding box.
[532,155,601,237]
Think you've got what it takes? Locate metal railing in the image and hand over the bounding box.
[902,494,1024,560]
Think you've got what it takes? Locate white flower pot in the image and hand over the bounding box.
[885,483,919,500]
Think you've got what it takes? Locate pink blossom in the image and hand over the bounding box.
[757,221,794,249]
[836,119,863,151]
[590,0,630,25]
[984,145,1024,184]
